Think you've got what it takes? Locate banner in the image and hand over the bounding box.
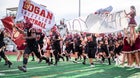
[85,11,128,33]
[66,17,87,33]
[66,11,128,33]
[16,0,55,31]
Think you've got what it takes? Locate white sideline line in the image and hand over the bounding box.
[0,66,50,72]
[0,61,87,73]
[0,63,74,73]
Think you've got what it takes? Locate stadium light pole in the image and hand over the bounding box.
[78,0,81,17]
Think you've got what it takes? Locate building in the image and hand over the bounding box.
[6,7,18,19]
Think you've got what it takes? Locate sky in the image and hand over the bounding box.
[0,0,140,25]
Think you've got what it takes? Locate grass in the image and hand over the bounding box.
[0,55,140,78]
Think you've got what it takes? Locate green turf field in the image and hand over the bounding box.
[0,55,140,78]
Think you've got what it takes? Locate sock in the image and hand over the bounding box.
[101,55,105,62]
[23,58,28,65]
[41,56,47,60]
[23,65,26,68]
[91,63,94,65]
[66,56,69,61]
[75,58,77,61]
[46,58,50,63]
[83,56,86,62]
[50,53,53,57]
[108,58,111,65]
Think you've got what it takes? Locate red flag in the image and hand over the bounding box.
[1,16,14,32]
[1,17,26,48]
[12,22,26,47]
[13,34,25,48]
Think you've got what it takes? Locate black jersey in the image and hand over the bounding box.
[97,46,103,52]
[65,38,73,48]
[26,29,38,48]
[109,45,115,51]
[0,31,5,48]
[101,44,109,53]
[37,33,45,45]
[51,32,60,49]
[0,31,4,42]
[75,38,82,48]
[114,45,122,55]
[92,34,97,47]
